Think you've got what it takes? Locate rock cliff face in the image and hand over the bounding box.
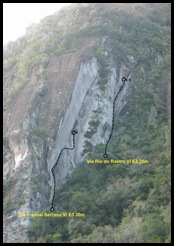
[4,2,171,243]
[3,35,133,242]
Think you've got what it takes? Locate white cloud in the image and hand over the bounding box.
[3,3,72,45]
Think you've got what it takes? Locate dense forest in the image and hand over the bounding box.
[4,3,170,243]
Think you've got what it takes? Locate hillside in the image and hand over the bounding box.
[3,3,171,243]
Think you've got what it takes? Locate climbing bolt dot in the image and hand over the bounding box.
[121,77,127,82]
[72,130,78,135]
[103,153,108,159]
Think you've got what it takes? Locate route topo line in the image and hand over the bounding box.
[103,77,129,158]
[50,76,129,211]
[50,130,78,212]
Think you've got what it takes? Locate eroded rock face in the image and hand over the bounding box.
[9,130,28,170]
[3,37,133,242]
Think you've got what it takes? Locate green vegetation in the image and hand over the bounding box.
[3,2,170,243]
[84,129,96,139]
[3,177,16,214]
[3,38,48,107]
[81,140,93,156]
[102,122,110,133]
[4,198,14,214]
[94,48,110,90]
[89,119,100,128]
[84,119,100,139]
[3,177,15,196]
[18,199,26,206]
[139,213,169,243]
[32,127,46,139]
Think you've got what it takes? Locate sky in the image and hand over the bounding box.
[3,3,72,45]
